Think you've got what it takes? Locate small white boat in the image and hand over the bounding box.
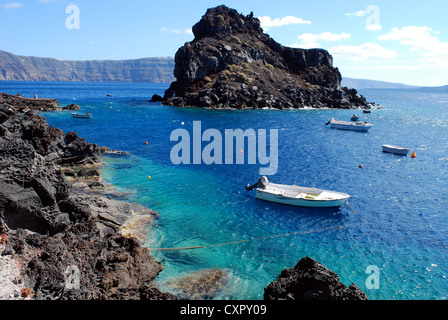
[382,144,410,155]
[71,112,92,119]
[327,118,373,132]
[246,177,350,208]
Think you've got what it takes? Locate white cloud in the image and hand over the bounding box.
[346,6,382,31]
[329,43,398,61]
[345,10,367,17]
[4,3,23,9]
[292,32,351,49]
[258,16,311,30]
[379,26,448,67]
[366,24,382,31]
[159,27,192,35]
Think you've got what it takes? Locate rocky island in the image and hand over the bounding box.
[162,5,369,110]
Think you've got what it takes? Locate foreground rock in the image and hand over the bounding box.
[0,106,175,299]
[264,257,368,300]
[163,5,369,110]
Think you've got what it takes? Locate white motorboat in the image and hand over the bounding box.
[327,118,373,132]
[382,144,411,155]
[71,112,92,119]
[246,177,350,208]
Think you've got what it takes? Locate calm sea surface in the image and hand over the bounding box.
[1,81,447,300]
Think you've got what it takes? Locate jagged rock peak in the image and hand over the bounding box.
[163,5,370,109]
[192,5,262,40]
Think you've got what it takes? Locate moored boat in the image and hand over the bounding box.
[246,177,350,208]
[71,112,92,119]
[327,118,373,132]
[382,144,410,155]
[351,114,360,121]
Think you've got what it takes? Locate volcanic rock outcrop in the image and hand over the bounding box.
[0,105,175,300]
[264,256,368,300]
[163,5,368,109]
[1,92,59,113]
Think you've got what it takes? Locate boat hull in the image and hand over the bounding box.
[329,119,373,132]
[382,144,410,155]
[71,113,91,119]
[255,186,350,208]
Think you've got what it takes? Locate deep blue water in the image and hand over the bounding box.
[1,81,447,300]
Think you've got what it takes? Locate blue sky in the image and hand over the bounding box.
[1,0,447,86]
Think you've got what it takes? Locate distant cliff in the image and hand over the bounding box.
[0,50,175,83]
[163,5,369,109]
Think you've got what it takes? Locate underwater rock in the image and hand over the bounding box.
[166,267,229,299]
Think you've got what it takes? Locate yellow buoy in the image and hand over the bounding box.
[411,152,416,158]
[148,175,151,180]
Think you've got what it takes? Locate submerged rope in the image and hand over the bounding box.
[345,200,357,214]
[149,225,346,252]
[149,197,252,207]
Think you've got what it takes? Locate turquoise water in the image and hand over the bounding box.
[1,81,448,300]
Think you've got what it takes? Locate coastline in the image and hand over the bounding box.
[0,94,176,300]
[0,89,373,301]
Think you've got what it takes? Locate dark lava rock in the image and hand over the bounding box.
[149,94,164,102]
[77,167,100,177]
[264,256,368,300]
[0,109,173,300]
[62,103,81,110]
[163,5,369,110]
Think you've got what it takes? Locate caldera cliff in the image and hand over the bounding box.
[163,5,368,110]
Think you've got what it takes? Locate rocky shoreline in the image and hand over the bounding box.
[0,99,176,299]
[0,92,60,113]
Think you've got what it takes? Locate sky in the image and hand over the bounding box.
[1,0,447,86]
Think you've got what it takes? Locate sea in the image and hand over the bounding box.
[1,81,447,300]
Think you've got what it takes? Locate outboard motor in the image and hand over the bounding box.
[246,176,269,191]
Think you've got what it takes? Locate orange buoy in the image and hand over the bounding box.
[411,152,416,158]
[0,234,6,245]
[145,141,149,145]
[359,164,364,168]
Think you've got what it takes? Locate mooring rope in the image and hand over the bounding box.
[149,197,252,207]
[345,200,357,214]
[149,225,346,252]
